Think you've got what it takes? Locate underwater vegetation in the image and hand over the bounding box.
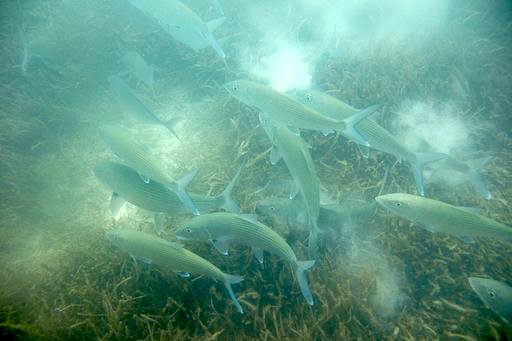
[0,0,512,340]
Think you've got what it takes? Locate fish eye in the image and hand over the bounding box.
[305,93,312,102]
[185,227,192,233]
[232,83,239,91]
[395,202,402,207]
[488,289,496,298]
[270,206,276,211]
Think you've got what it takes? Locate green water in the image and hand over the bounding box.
[0,0,511,339]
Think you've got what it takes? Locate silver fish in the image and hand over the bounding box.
[224,79,380,147]
[108,76,181,140]
[376,193,512,240]
[468,277,512,326]
[259,115,320,259]
[175,212,315,305]
[128,0,226,64]
[106,228,244,313]
[94,161,240,234]
[294,89,447,196]
[98,125,199,215]
[121,51,155,90]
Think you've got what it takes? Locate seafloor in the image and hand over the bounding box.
[0,0,511,340]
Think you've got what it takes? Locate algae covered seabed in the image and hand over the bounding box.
[1,0,512,340]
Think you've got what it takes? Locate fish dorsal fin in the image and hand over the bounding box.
[270,146,281,165]
[455,206,483,215]
[240,214,258,224]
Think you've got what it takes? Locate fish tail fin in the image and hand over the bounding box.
[466,156,493,200]
[295,260,315,306]
[411,152,448,196]
[220,164,243,213]
[223,274,244,314]
[340,104,381,147]
[175,170,200,215]
[163,117,183,141]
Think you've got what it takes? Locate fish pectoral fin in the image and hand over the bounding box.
[252,247,264,264]
[456,235,476,244]
[289,181,300,199]
[321,129,334,136]
[356,144,370,158]
[135,256,153,264]
[270,146,281,165]
[210,238,231,255]
[139,173,150,183]
[110,192,126,220]
[287,126,301,135]
[174,271,191,278]
[154,212,164,235]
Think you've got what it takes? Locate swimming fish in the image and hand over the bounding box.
[175,212,315,305]
[108,76,181,140]
[98,125,199,215]
[94,161,240,234]
[294,89,447,196]
[259,115,320,259]
[376,193,512,241]
[121,51,155,90]
[432,155,493,200]
[128,0,226,64]
[468,277,512,326]
[224,79,380,147]
[106,228,244,313]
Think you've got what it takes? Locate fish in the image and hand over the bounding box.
[128,0,226,64]
[431,155,493,200]
[175,212,316,305]
[108,76,181,140]
[468,277,512,326]
[97,125,199,215]
[256,196,377,233]
[256,165,388,231]
[375,193,512,241]
[294,89,447,196]
[259,115,320,259]
[121,51,155,90]
[106,228,244,313]
[224,79,380,147]
[94,161,241,234]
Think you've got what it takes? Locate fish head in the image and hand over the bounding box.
[223,79,254,104]
[375,193,420,221]
[255,197,291,225]
[469,277,512,325]
[175,217,211,242]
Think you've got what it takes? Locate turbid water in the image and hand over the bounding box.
[0,0,511,339]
